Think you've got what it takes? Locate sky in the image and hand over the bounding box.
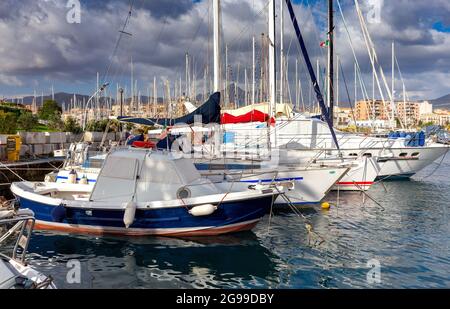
[0,0,450,102]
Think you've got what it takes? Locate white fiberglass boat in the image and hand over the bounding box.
[219,105,449,181]
[13,148,283,237]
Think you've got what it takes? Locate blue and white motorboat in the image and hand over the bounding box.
[11,148,282,237]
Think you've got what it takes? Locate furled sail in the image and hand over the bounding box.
[118,92,221,127]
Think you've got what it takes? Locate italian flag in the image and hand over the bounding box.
[320,40,330,48]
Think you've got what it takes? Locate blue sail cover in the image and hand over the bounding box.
[118,92,221,126]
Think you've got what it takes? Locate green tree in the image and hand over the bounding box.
[47,112,64,131]
[17,112,39,131]
[38,100,62,120]
[0,111,18,134]
[64,116,83,134]
[85,119,112,132]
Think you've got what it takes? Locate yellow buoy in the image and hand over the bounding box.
[321,202,331,210]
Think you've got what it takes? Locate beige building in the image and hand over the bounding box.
[396,101,419,127]
[355,100,392,121]
[420,109,450,126]
[356,99,426,127]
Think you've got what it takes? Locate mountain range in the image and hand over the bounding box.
[8,89,450,110]
[430,94,450,109]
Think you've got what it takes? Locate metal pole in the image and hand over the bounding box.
[213,0,221,93]
[119,87,124,117]
[328,0,334,126]
[280,0,284,105]
[252,36,255,105]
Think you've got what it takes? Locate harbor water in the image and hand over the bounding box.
[2,156,449,289]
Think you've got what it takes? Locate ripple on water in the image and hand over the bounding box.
[1,157,449,288]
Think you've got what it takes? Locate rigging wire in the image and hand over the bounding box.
[339,59,358,126]
[101,0,136,85]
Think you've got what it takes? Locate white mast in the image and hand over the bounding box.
[295,58,298,109]
[354,62,357,113]
[213,0,221,93]
[392,41,395,123]
[268,0,276,118]
[252,36,255,105]
[185,53,189,97]
[279,0,284,105]
[235,63,240,108]
[268,0,276,150]
[225,44,228,105]
[130,58,134,108]
[336,55,339,111]
[32,90,37,114]
[179,75,182,101]
[153,76,157,116]
[244,68,248,105]
[316,59,320,113]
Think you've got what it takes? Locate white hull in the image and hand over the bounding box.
[202,165,349,204]
[220,115,449,182]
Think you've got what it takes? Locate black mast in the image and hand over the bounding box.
[328,0,334,127]
[284,0,340,149]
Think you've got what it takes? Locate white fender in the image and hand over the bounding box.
[79,175,88,185]
[123,202,137,228]
[189,204,217,217]
[68,170,77,184]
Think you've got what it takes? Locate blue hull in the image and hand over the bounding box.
[16,195,274,236]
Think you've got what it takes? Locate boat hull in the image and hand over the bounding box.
[15,195,274,237]
[333,157,379,191]
[375,146,449,178]
[232,168,346,204]
[197,163,348,204]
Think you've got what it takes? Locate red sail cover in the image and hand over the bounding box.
[221,110,275,125]
[132,141,156,149]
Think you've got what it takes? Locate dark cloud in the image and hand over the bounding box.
[0,0,450,101]
[84,0,195,19]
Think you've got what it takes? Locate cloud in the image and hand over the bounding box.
[0,74,23,86]
[0,0,449,101]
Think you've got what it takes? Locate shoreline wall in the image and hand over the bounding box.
[0,131,124,160]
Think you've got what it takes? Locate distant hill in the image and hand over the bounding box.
[7,92,99,107]
[430,94,450,109]
[5,92,168,108]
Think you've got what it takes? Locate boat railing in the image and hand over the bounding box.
[0,211,36,264]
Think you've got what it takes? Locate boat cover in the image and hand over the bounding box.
[118,92,221,126]
[221,109,276,125]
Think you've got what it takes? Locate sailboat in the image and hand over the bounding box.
[197,0,448,186]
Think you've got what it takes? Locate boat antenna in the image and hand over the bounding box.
[284,0,340,150]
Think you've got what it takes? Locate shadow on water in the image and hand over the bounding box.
[26,231,281,289]
[2,157,450,289]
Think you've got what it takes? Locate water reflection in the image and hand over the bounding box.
[27,231,281,289]
[2,157,449,289]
